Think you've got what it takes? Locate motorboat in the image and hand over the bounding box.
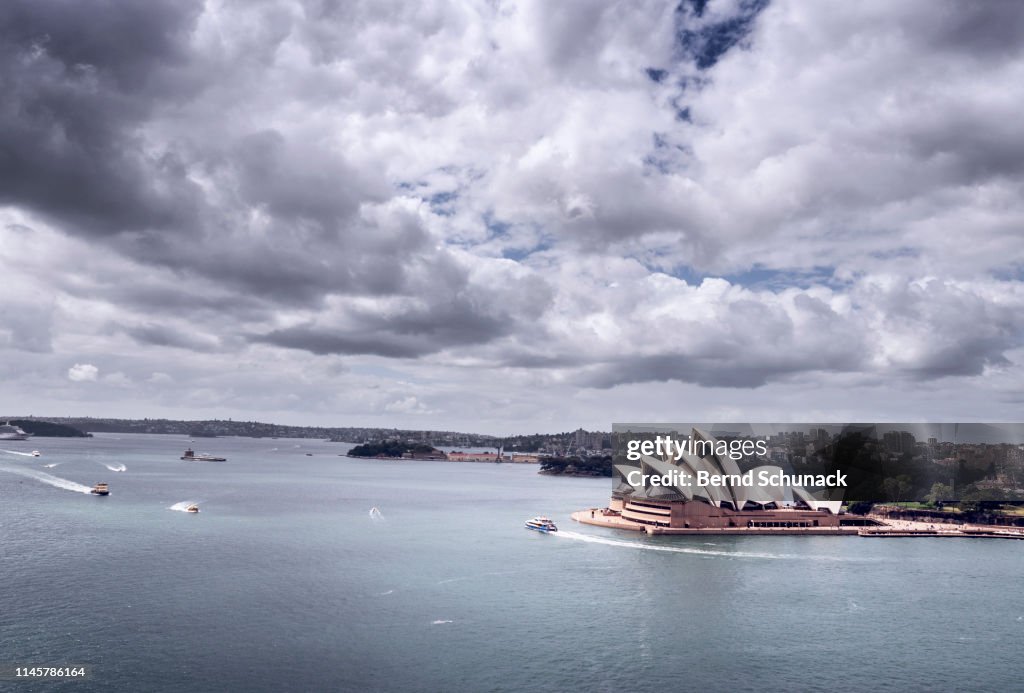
[91,483,110,496]
[31,450,41,457]
[181,448,227,462]
[525,516,558,533]
[186,504,200,513]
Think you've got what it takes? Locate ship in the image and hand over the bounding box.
[0,422,31,440]
[180,448,227,462]
[91,482,110,496]
[524,516,558,533]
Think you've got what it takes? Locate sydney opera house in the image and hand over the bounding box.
[599,428,846,533]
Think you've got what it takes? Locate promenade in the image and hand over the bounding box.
[570,508,1024,539]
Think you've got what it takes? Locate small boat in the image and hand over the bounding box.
[186,504,200,513]
[525,516,557,533]
[91,482,110,496]
[180,448,227,462]
[31,450,40,457]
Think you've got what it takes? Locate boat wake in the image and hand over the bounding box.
[369,507,383,520]
[552,530,845,561]
[0,464,93,494]
[2,449,36,457]
[43,463,60,468]
[431,620,453,625]
[169,500,201,512]
[103,463,127,472]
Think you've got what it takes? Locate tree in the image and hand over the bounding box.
[926,482,953,506]
[883,475,913,505]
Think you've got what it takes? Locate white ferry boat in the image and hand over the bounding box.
[0,422,30,440]
[525,516,558,533]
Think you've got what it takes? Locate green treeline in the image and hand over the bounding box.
[539,455,612,477]
[10,420,91,437]
[348,441,440,458]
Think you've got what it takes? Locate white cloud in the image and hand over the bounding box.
[384,396,435,415]
[67,363,99,382]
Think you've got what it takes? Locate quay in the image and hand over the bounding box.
[571,508,1024,539]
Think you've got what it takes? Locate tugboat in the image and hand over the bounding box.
[180,448,227,462]
[185,504,200,513]
[90,482,110,496]
[524,516,558,533]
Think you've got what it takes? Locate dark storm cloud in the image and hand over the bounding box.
[0,0,201,88]
[580,353,801,389]
[252,326,428,359]
[252,271,553,358]
[115,321,223,353]
[231,130,386,234]
[916,2,1024,59]
[0,0,205,235]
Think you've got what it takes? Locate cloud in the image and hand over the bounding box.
[0,0,1023,431]
[67,363,99,382]
[384,396,434,415]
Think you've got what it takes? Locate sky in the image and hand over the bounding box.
[1,0,1023,435]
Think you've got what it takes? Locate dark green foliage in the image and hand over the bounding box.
[9,420,91,437]
[539,455,612,477]
[348,441,441,458]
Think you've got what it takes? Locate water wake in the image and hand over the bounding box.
[431,620,453,625]
[103,463,127,472]
[0,464,93,494]
[169,500,200,512]
[2,449,36,457]
[43,463,60,468]
[369,506,383,520]
[552,530,844,561]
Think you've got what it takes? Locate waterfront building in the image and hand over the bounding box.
[609,428,843,530]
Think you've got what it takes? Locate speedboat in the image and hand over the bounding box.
[525,516,557,533]
[31,450,40,457]
[91,483,110,496]
[186,504,200,513]
[180,448,227,462]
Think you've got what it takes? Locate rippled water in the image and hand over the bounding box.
[1,434,1022,691]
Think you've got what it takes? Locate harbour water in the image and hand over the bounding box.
[2,434,1022,692]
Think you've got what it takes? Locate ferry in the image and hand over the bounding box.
[186,504,200,513]
[525,516,558,533]
[91,483,110,496]
[0,422,30,440]
[181,448,227,462]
